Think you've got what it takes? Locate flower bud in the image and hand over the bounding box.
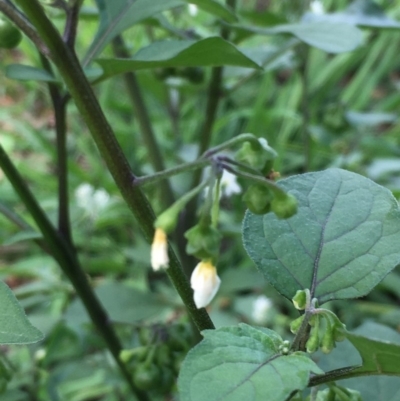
[292,289,308,310]
[185,223,221,260]
[190,260,221,309]
[290,315,304,334]
[151,228,169,271]
[306,325,320,354]
[271,193,297,219]
[242,184,274,215]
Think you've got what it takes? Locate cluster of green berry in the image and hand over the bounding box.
[120,323,192,395]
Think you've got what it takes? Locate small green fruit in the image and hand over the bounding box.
[242,184,273,215]
[0,19,22,49]
[185,223,222,260]
[271,193,297,219]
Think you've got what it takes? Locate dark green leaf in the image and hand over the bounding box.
[96,37,261,79]
[181,0,237,23]
[5,64,58,83]
[243,168,400,303]
[178,323,322,401]
[84,0,183,64]
[0,281,43,344]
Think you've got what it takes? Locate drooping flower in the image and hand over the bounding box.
[151,228,169,271]
[252,295,273,324]
[190,260,221,309]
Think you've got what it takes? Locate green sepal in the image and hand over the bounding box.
[185,223,222,260]
[235,139,276,172]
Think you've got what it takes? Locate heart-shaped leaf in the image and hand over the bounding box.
[0,281,43,344]
[243,168,400,304]
[178,324,322,401]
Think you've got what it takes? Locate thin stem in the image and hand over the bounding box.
[203,133,260,158]
[111,35,175,205]
[135,159,210,187]
[14,0,214,331]
[40,54,72,244]
[218,155,264,176]
[221,163,287,197]
[63,0,83,48]
[0,142,147,400]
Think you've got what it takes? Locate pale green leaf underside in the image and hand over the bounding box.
[0,282,43,344]
[178,323,322,401]
[243,168,400,303]
[230,22,363,53]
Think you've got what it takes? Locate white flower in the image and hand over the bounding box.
[310,0,324,15]
[220,170,241,197]
[75,183,110,219]
[151,228,169,271]
[252,295,273,324]
[190,260,221,309]
[188,4,198,16]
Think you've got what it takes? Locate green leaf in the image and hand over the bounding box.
[5,64,58,83]
[178,323,322,401]
[84,0,183,64]
[304,0,400,29]
[2,230,43,246]
[96,37,261,79]
[346,324,400,376]
[0,281,43,344]
[64,281,168,325]
[181,0,237,23]
[231,22,363,53]
[243,168,400,304]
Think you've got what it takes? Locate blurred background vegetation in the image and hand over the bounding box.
[1,0,400,399]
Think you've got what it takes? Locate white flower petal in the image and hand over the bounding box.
[151,228,169,271]
[190,261,221,308]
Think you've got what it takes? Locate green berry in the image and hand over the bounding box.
[185,223,221,260]
[242,184,273,215]
[271,193,297,219]
[0,19,22,49]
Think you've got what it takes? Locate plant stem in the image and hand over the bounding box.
[135,159,210,187]
[13,0,214,329]
[221,163,288,198]
[111,35,175,205]
[0,142,148,401]
[40,54,72,244]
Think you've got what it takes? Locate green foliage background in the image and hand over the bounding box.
[1,0,400,400]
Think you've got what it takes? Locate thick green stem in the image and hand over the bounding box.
[11,0,213,331]
[0,142,148,401]
[111,35,175,205]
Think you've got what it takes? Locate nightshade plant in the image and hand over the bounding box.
[1,0,400,400]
